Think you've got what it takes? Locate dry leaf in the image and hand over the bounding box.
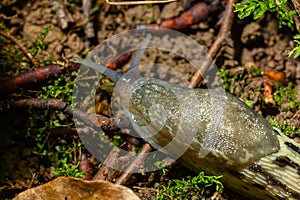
[263,70,286,83]
[263,79,276,106]
[13,176,140,200]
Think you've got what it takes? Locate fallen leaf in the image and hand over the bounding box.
[263,70,286,83]
[13,176,140,200]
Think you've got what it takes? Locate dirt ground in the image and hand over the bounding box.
[0,0,300,199]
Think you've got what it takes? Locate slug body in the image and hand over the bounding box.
[128,78,300,199]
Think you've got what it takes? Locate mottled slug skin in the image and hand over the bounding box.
[128,78,300,199]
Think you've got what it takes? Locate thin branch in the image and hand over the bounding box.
[0,49,133,95]
[160,2,209,29]
[105,0,176,5]
[83,0,96,48]
[78,153,93,180]
[12,98,121,131]
[56,1,68,29]
[0,63,80,95]
[105,51,132,70]
[0,29,39,66]
[188,0,238,88]
[115,143,152,185]
[93,146,121,181]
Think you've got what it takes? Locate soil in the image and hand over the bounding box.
[0,0,300,200]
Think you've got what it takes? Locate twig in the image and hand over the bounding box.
[105,51,132,70]
[63,1,75,23]
[83,0,95,48]
[188,0,238,88]
[12,98,144,183]
[0,30,39,66]
[0,63,80,95]
[115,143,152,185]
[56,0,68,29]
[93,146,121,181]
[105,0,176,5]
[78,154,93,180]
[0,50,133,95]
[160,2,209,30]
[292,109,300,120]
[12,98,121,131]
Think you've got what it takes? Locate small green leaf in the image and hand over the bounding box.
[294,34,300,39]
[234,3,247,12]
[253,2,267,19]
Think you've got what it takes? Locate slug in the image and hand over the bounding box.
[127,78,300,200]
[73,57,300,199]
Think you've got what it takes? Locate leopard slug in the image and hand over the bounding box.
[128,78,300,200]
[73,57,300,199]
